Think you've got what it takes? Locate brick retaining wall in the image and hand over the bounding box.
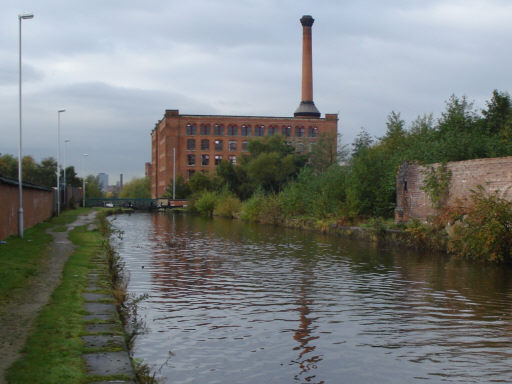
[395,156,512,222]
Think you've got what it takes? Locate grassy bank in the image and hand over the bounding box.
[0,208,89,305]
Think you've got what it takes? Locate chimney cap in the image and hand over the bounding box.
[300,15,314,27]
[294,101,320,118]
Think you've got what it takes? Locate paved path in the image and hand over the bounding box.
[81,245,135,383]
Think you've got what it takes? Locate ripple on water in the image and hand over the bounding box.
[109,213,512,384]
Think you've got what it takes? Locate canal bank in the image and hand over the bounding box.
[0,209,142,383]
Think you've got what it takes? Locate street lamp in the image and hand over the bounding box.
[57,109,65,216]
[63,139,70,208]
[82,153,88,207]
[18,12,34,238]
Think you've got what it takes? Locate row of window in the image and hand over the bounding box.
[185,123,319,138]
[187,154,237,167]
[186,139,248,152]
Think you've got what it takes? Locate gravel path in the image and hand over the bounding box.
[0,211,98,384]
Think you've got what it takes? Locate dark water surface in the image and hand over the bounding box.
[109,212,512,383]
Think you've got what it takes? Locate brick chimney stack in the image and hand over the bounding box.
[294,15,320,118]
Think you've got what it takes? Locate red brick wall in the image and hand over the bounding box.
[396,156,512,222]
[150,110,338,198]
[0,182,55,240]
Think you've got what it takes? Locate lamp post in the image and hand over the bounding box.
[18,12,34,238]
[57,109,65,216]
[82,153,88,207]
[63,139,70,208]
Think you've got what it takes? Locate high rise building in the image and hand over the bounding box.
[97,173,108,192]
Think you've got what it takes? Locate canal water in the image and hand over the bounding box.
[109,212,512,383]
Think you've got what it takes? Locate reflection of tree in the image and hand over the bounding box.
[292,277,323,384]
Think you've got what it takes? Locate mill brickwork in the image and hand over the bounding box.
[149,15,338,198]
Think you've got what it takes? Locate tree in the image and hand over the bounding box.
[246,152,298,193]
[215,160,239,192]
[308,132,339,173]
[164,175,190,199]
[0,154,17,178]
[481,90,512,136]
[62,166,81,187]
[119,177,151,198]
[351,128,373,157]
[381,111,406,150]
[346,145,397,217]
[36,157,57,187]
[247,135,294,158]
[85,175,104,198]
[188,171,212,194]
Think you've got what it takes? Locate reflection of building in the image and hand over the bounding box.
[149,15,338,198]
[97,172,108,192]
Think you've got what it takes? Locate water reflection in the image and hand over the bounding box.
[292,278,322,384]
[110,212,512,384]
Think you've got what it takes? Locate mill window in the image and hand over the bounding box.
[214,124,224,135]
[186,123,197,135]
[227,125,238,136]
[241,125,251,136]
[200,124,211,135]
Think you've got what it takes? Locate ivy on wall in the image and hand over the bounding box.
[421,162,452,209]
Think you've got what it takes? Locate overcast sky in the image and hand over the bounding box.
[1,0,511,183]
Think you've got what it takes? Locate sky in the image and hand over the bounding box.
[1,0,511,184]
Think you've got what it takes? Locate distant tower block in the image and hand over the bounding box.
[294,15,320,118]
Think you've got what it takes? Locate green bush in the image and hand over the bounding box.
[240,189,266,222]
[214,189,241,218]
[194,191,218,217]
[258,193,283,224]
[447,186,512,263]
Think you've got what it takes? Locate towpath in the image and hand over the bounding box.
[0,211,96,383]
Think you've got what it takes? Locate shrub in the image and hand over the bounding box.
[258,193,283,225]
[447,186,512,263]
[214,190,241,218]
[194,191,218,217]
[240,189,266,222]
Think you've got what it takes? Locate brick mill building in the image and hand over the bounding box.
[149,15,338,198]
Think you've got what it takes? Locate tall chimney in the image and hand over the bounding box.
[294,15,320,118]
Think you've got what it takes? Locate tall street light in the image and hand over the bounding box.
[82,153,88,207]
[57,109,66,216]
[63,139,70,208]
[18,12,34,238]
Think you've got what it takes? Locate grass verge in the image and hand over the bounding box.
[5,214,101,383]
[0,208,89,305]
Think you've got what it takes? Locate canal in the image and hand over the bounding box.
[109,212,512,383]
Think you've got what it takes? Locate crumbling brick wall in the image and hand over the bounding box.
[395,156,512,222]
